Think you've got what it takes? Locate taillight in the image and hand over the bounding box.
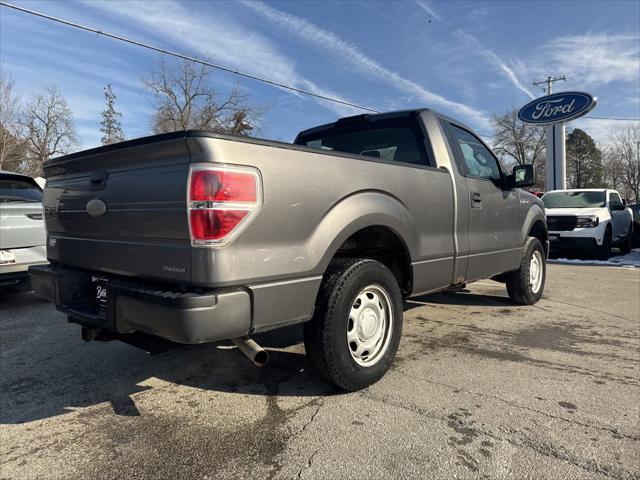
[190,210,249,240]
[188,166,261,245]
[190,170,257,203]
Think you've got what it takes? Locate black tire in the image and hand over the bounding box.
[505,237,546,305]
[304,258,403,391]
[619,225,632,255]
[598,227,612,260]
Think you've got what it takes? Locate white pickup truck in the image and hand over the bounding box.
[542,189,633,259]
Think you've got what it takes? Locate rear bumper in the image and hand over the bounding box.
[29,264,251,344]
[0,245,48,274]
[0,245,48,288]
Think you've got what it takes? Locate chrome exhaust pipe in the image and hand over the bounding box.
[231,336,269,367]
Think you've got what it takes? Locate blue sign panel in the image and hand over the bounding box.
[518,91,597,125]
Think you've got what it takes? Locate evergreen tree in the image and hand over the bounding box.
[566,128,603,188]
[100,84,125,145]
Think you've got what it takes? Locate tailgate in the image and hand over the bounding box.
[43,135,192,282]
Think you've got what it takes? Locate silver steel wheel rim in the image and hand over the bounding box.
[529,250,543,293]
[347,285,393,367]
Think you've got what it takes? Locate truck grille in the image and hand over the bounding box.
[546,215,577,231]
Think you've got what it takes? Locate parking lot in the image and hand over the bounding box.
[1,263,638,480]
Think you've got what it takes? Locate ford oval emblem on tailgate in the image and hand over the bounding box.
[86,198,107,217]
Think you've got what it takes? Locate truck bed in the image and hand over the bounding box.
[44,130,456,290]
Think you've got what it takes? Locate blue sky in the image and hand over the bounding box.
[1,0,639,149]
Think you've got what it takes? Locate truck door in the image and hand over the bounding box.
[444,122,522,281]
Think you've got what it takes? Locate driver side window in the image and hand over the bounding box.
[449,125,502,182]
[609,192,623,207]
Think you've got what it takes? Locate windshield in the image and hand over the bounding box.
[0,178,43,203]
[542,191,605,209]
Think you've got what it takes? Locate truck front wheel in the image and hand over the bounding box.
[304,258,403,391]
[598,227,612,260]
[619,225,633,255]
[505,237,546,305]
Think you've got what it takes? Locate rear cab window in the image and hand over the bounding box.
[0,177,43,203]
[294,113,433,167]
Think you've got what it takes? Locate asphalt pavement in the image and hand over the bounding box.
[1,263,639,480]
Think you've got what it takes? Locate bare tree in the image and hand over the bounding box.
[20,86,78,176]
[100,84,125,145]
[144,57,264,135]
[601,143,625,192]
[490,109,546,186]
[609,125,640,203]
[0,70,26,172]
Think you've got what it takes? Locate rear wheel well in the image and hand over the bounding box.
[332,226,412,295]
[528,220,548,255]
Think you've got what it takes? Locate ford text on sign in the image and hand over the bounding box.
[518,92,597,125]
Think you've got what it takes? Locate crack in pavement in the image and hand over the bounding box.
[300,399,324,433]
[393,368,640,441]
[296,449,320,480]
[359,390,637,480]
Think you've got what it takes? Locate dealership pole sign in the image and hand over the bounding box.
[518,92,597,125]
[517,92,597,191]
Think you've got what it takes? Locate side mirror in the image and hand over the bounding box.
[611,203,626,211]
[510,164,535,188]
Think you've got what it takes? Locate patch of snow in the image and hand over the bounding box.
[549,249,640,268]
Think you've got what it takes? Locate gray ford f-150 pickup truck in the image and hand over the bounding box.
[30,109,547,390]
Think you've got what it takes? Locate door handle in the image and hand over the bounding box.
[471,192,482,208]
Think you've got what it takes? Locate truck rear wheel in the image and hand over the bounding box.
[505,237,546,305]
[304,258,403,391]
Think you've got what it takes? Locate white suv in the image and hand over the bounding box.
[542,189,633,259]
[0,171,48,290]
